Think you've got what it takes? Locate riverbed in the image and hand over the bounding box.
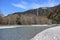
[0,25,58,40]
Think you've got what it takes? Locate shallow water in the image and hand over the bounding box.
[0,25,57,40]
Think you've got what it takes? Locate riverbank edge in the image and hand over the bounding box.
[0,24,58,29]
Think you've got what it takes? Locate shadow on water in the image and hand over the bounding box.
[0,25,59,40]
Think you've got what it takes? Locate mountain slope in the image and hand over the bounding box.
[0,4,60,25]
[47,4,60,24]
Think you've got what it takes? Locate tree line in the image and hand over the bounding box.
[0,13,52,25]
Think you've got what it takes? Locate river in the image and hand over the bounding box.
[0,25,58,40]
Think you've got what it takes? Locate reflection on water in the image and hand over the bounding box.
[0,25,57,40]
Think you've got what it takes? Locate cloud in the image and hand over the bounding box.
[47,0,59,7]
[12,1,28,9]
[12,3,27,9]
[12,0,59,10]
[12,1,40,10]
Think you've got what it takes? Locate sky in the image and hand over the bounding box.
[0,0,60,16]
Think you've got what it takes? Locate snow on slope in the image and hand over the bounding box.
[31,25,60,40]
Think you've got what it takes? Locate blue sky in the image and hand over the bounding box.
[0,0,60,16]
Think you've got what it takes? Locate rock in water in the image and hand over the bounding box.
[31,26,60,40]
